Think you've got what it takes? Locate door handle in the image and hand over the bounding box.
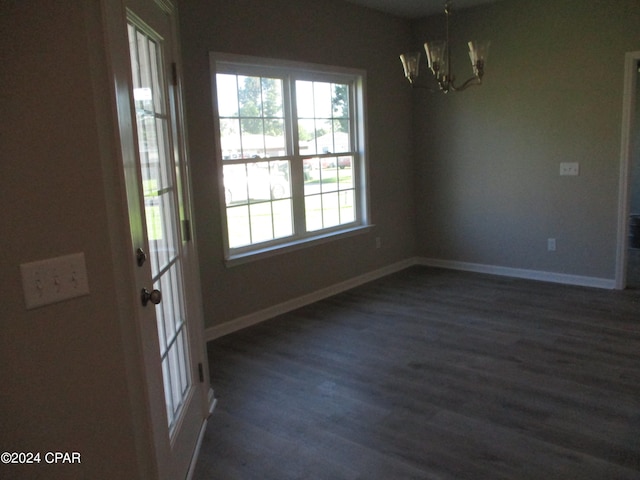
[141,288,162,306]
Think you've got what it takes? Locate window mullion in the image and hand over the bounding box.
[287,76,306,236]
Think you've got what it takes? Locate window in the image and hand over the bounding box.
[210,54,368,261]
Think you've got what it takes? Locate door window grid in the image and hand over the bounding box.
[128,22,191,433]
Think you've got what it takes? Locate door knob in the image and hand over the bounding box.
[141,288,162,306]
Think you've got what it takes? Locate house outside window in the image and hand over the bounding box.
[210,54,369,262]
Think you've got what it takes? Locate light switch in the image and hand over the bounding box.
[560,162,579,176]
[20,252,90,309]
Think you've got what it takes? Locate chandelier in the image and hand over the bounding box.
[400,3,490,93]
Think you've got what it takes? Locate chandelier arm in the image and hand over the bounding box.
[450,76,482,92]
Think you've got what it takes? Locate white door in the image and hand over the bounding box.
[104,0,211,478]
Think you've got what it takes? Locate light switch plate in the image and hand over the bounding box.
[20,252,90,309]
[560,162,580,176]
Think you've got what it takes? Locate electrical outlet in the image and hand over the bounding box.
[20,253,90,309]
[375,237,382,249]
[547,238,557,252]
[560,162,579,176]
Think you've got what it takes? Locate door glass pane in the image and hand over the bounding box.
[128,22,191,434]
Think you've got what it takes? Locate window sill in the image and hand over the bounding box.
[225,225,374,267]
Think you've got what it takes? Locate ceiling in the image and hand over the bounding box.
[342,0,499,18]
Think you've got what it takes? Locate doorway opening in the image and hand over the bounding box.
[617,52,640,289]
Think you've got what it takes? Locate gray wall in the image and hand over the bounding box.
[179,0,416,328]
[1,1,151,478]
[413,0,640,278]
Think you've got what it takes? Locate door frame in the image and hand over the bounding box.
[615,51,640,289]
[98,0,215,477]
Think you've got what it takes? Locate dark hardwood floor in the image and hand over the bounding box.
[193,267,640,479]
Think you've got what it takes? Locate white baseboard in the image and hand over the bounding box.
[416,257,616,290]
[204,256,616,342]
[204,258,415,341]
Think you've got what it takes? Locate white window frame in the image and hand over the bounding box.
[210,53,370,264]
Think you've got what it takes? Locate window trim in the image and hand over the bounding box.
[209,53,370,264]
